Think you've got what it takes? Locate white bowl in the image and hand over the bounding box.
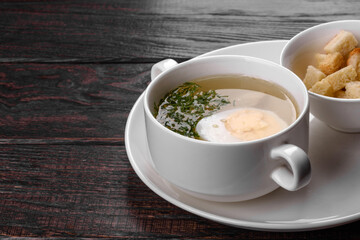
[144,55,311,202]
[280,20,360,132]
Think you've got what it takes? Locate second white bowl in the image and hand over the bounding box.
[280,20,360,132]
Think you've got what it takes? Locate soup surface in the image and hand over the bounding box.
[154,75,298,143]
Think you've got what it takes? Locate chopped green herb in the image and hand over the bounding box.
[154,82,230,138]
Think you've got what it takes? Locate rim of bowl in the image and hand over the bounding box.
[144,55,309,146]
[280,19,360,103]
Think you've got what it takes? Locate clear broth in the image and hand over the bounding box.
[155,75,298,139]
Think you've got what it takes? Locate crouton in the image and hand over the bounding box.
[303,65,326,89]
[315,52,344,75]
[347,48,360,78]
[310,79,334,96]
[324,30,358,56]
[334,89,347,98]
[322,65,357,92]
[345,81,360,98]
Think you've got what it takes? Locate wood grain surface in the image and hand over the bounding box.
[0,0,359,62]
[1,0,360,238]
[2,145,360,239]
[0,63,150,141]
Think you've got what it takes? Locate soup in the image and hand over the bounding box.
[154,75,298,143]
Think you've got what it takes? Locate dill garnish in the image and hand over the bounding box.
[154,82,229,138]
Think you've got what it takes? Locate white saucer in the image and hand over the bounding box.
[125,40,360,232]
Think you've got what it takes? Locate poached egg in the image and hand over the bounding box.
[196,108,288,143]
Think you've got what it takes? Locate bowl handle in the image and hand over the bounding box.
[270,144,311,191]
[151,59,178,81]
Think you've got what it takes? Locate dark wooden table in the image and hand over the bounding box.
[1,0,360,238]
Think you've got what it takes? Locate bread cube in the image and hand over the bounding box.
[324,30,358,56]
[315,52,344,75]
[347,48,360,78]
[303,65,326,89]
[334,89,347,98]
[345,81,360,98]
[322,65,357,92]
[309,79,334,96]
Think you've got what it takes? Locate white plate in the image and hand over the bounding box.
[125,40,360,231]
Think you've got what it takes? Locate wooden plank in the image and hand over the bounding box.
[1,145,360,238]
[1,0,360,62]
[0,63,151,141]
